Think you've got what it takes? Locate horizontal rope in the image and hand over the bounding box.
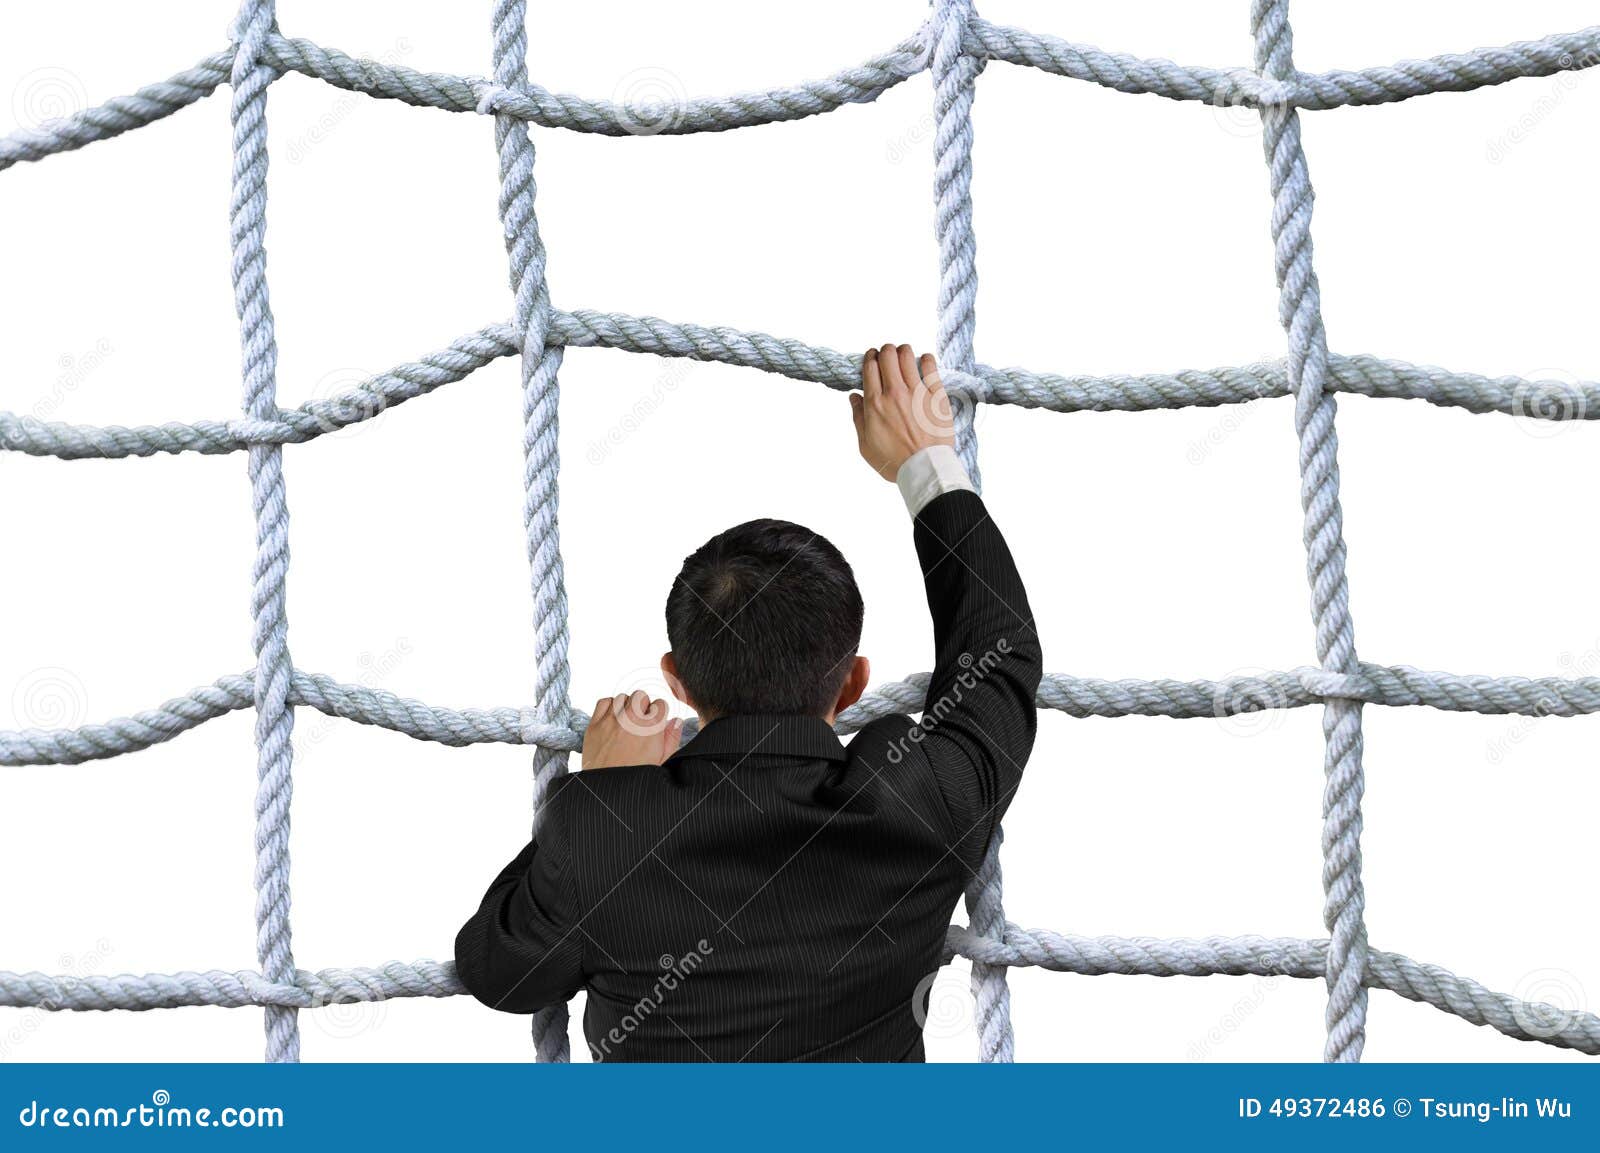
[3,311,1595,460]
[0,324,520,459]
[945,926,1600,1055]
[6,661,1600,768]
[0,960,462,1011]
[6,928,1593,1054]
[0,670,585,766]
[4,7,1597,1067]
[966,20,1600,112]
[4,18,1599,174]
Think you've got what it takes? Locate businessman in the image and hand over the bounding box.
[455,343,1042,1060]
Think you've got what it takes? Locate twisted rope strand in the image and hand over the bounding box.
[3,314,1596,460]
[6,931,1595,1056]
[7,660,1600,768]
[490,0,573,1065]
[229,0,299,1064]
[4,1,1597,1066]
[1253,0,1370,1064]
[9,19,1600,174]
[932,0,1013,1064]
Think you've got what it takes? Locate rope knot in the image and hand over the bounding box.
[474,81,512,117]
[1296,668,1368,703]
[943,368,988,402]
[1254,77,1299,108]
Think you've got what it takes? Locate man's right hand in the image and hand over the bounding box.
[850,343,955,481]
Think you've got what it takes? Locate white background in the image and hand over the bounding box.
[2,0,1597,1063]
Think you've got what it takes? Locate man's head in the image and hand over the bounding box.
[662,519,868,721]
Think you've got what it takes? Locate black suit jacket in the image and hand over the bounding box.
[454,489,1041,1061]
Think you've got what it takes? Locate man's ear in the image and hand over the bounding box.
[660,652,693,709]
[831,656,871,719]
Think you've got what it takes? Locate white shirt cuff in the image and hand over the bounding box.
[896,444,976,517]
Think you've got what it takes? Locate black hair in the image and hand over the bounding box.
[665,519,864,717]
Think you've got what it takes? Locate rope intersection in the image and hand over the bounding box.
[2,1,1597,1063]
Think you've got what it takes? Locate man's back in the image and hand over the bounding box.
[558,712,972,1061]
[455,346,1042,1060]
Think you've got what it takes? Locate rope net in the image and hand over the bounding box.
[2,0,1598,1063]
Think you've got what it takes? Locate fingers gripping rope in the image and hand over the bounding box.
[228,0,300,1065]
[490,0,575,1064]
[1252,0,1370,1063]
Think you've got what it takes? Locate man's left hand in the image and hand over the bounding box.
[582,691,684,769]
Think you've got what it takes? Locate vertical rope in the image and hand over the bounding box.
[229,0,298,1063]
[491,0,574,1064]
[1251,0,1370,1063]
[932,0,984,490]
[932,0,1011,1063]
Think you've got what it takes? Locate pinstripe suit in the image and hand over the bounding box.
[455,488,1041,1060]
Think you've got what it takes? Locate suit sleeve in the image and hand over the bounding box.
[912,489,1043,871]
[453,777,584,1014]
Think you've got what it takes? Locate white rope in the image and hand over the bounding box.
[2,1,1595,1063]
